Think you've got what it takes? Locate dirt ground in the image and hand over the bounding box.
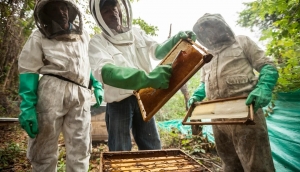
[0,123,222,172]
[0,123,106,172]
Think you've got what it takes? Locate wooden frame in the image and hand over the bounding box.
[100,149,210,171]
[182,96,255,125]
[134,39,213,122]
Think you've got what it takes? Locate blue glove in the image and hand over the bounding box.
[90,73,104,107]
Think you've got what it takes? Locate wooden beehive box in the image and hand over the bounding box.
[91,104,108,141]
[134,39,213,122]
[100,149,210,172]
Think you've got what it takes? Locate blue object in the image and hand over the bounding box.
[265,90,300,172]
[157,90,300,171]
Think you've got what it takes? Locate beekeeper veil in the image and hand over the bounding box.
[89,0,133,44]
[34,0,83,39]
[193,13,236,53]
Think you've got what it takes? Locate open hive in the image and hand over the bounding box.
[100,149,211,172]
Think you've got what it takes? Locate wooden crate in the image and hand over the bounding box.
[100,149,211,172]
[91,105,108,141]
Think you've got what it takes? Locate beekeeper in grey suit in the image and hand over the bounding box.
[18,0,103,171]
[189,13,278,172]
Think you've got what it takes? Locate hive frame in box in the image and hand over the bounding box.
[134,39,213,122]
[100,149,211,171]
[182,96,255,125]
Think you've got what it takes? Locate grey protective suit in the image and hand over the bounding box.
[18,0,92,171]
[193,14,275,172]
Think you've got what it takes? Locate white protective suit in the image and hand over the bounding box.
[89,0,159,103]
[193,14,275,171]
[89,28,159,102]
[88,0,162,152]
[18,0,92,171]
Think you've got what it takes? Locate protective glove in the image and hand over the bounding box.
[19,73,39,138]
[102,63,172,90]
[155,31,197,59]
[246,65,278,112]
[188,83,206,108]
[90,72,104,107]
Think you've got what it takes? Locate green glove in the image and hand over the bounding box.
[90,72,104,107]
[188,83,206,108]
[155,31,197,59]
[102,63,172,90]
[19,73,39,138]
[246,65,279,112]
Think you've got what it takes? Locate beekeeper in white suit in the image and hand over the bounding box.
[18,0,103,171]
[89,0,196,151]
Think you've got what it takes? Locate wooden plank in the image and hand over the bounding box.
[0,118,19,126]
[107,156,184,163]
[0,118,18,122]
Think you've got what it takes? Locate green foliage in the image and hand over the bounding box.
[158,127,215,155]
[0,141,29,171]
[132,18,158,36]
[155,91,187,121]
[155,70,201,121]
[0,143,21,170]
[57,146,66,172]
[187,70,202,96]
[237,0,300,92]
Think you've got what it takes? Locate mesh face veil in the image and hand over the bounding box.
[34,0,83,39]
[89,0,132,37]
[193,13,236,52]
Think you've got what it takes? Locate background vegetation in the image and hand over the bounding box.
[237,0,300,92]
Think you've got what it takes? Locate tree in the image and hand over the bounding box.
[0,0,35,117]
[237,0,300,92]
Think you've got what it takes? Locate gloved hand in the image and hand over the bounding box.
[102,63,172,90]
[155,31,197,59]
[147,64,172,89]
[246,65,278,112]
[90,72,104,107]
[188,83,206,108]
[19,73,39,138]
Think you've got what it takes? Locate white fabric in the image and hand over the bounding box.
[27,76,91,172]
[89,27,159,103]
[18,29,92,171]
[201,35,274,100]
[18,29,91,87]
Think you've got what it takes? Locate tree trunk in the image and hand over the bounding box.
[180,83,190,111]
